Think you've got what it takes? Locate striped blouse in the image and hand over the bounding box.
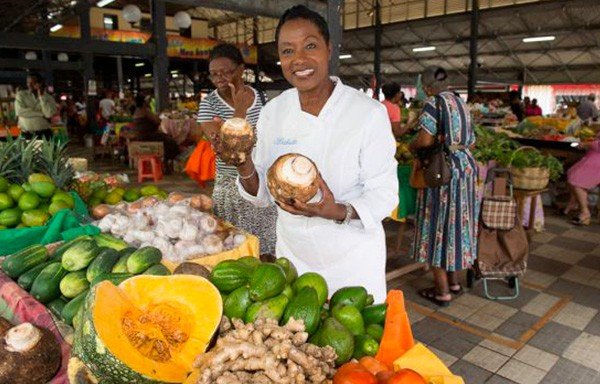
[197,87,266,177]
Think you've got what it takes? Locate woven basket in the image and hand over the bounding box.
[508,146,550,190]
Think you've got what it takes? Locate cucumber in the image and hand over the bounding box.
[61,239,99,271]
[30,262,69,304]
[86,248,120,282]
[93,233,129,251]
[62,290,88,326]
[47,297,68,318]
[111,248,136,273]
[143,264,171,276]
[60,271,90,298]
[90,273,133,286]
[17,261,53,291]
[2,244,48,279]
[50,236,91,262]
[127,247,162,274]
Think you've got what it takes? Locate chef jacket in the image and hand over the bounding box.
[238,78,398,302]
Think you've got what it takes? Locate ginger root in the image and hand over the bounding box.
[193,317,337,384]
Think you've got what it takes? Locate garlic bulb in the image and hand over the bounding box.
[164,218,182,239]
[202,234,224,254]
[97,215,116,232]
[199,215,218,234]
[131,230,154,243]
[180,221,199,242]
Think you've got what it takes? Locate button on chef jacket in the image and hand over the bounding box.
[237,78,398,303]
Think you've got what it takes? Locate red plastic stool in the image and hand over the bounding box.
[137,155,163,182]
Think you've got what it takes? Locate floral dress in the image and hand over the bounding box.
[412,92,478,271]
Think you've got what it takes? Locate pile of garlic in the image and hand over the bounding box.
[95,195,246,263]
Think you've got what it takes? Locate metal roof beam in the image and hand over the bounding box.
[165,0,327,18]
[0,31,156,57]
[0,57,83,70]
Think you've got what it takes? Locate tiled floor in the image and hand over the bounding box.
[385,214,600,383]
[80,149,600,384]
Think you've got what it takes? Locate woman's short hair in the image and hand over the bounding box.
[209,43,244,66]
[275,5,330,45]
[382,82,401,100]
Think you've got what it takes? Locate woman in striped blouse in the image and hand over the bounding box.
[197,44,277,254]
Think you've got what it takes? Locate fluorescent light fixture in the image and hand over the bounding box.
[170,70,179,74]
[412,46,436,52]
[172,74,179,78]
[144,73,152,77]
[135,62,144,67]
[103,17,113,25]
[97,0,116,7]
[339,54,352,59]
[50,24,63,32]
[522,35,555,43]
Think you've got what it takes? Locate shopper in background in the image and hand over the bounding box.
[509,91,525,121]
[410,67,477,307]
[564,132,600,225]
[14,72,57,140]
[530,98,542,116]
[99,90,115,121]
[382,82,408,137]
[198,43,277,255]
[234,6,398,301]
[577,93,599,122]
[132,94,180,172]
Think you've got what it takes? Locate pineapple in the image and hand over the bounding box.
[70,179,92,202]
[37,139,75,189]
[12,138,39,184]
[0,138,20,182]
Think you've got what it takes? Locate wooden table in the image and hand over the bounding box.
[514,188,548,241]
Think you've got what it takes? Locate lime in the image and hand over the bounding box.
[22,182,32,192]
[18,192,41,211]
[140,185,160,197]
[122,189,141,202]
[104,191,122,205]
[0,176,8,193]
[293,272,329,307]
[88,197,102,208]
[92,187,108,201]
[7,184,25,201]
[0,193,14,211]
[112,187,126,197]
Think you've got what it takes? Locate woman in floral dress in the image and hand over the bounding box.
[410,67,478,307]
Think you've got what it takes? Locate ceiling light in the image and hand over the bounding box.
[50,24,63,32]
[103,17,113,25]
[70,1,77,6]
[97,0,116,8]
[135,62,144,67]
[172,74,179,78]
[276,61,281,66]
[522,35,555,43]
[170,70,179,74]
[412,46,436,52]
[339,54,352,59]
[144,73,152,77]
[25,51,37,61]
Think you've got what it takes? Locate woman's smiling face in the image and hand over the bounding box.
[277,18,331,93]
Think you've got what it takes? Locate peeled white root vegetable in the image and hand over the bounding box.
[267,153,320,204]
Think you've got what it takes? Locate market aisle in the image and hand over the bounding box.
[82,152,600,383]
[385,216,600,384]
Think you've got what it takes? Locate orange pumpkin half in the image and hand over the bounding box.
[73,275,222,383]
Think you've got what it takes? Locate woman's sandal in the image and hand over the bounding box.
[418,287,451,307]
[449,284,464,296]
[572,215,591,226]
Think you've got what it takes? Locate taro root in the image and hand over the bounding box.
[0,322,61,384]
[92,204,111,220]
[219,118,255,165]
[267,153,320,204]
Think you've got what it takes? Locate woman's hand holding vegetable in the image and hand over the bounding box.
[277,176,352,222]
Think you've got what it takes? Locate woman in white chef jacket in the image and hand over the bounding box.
[234,5,398,302]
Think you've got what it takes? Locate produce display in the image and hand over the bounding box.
[188,317,337,384]
[394,136,414,166]
[0,321,61,383]
[71,275,223,383]
[0,137,76,230]
[208,257,388,367]
[220,117,255,166]
[268,153,320,204]
[70,171,128,203]
[76,180,169,212]
[95,194,244,263]
[0,235,169,325]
